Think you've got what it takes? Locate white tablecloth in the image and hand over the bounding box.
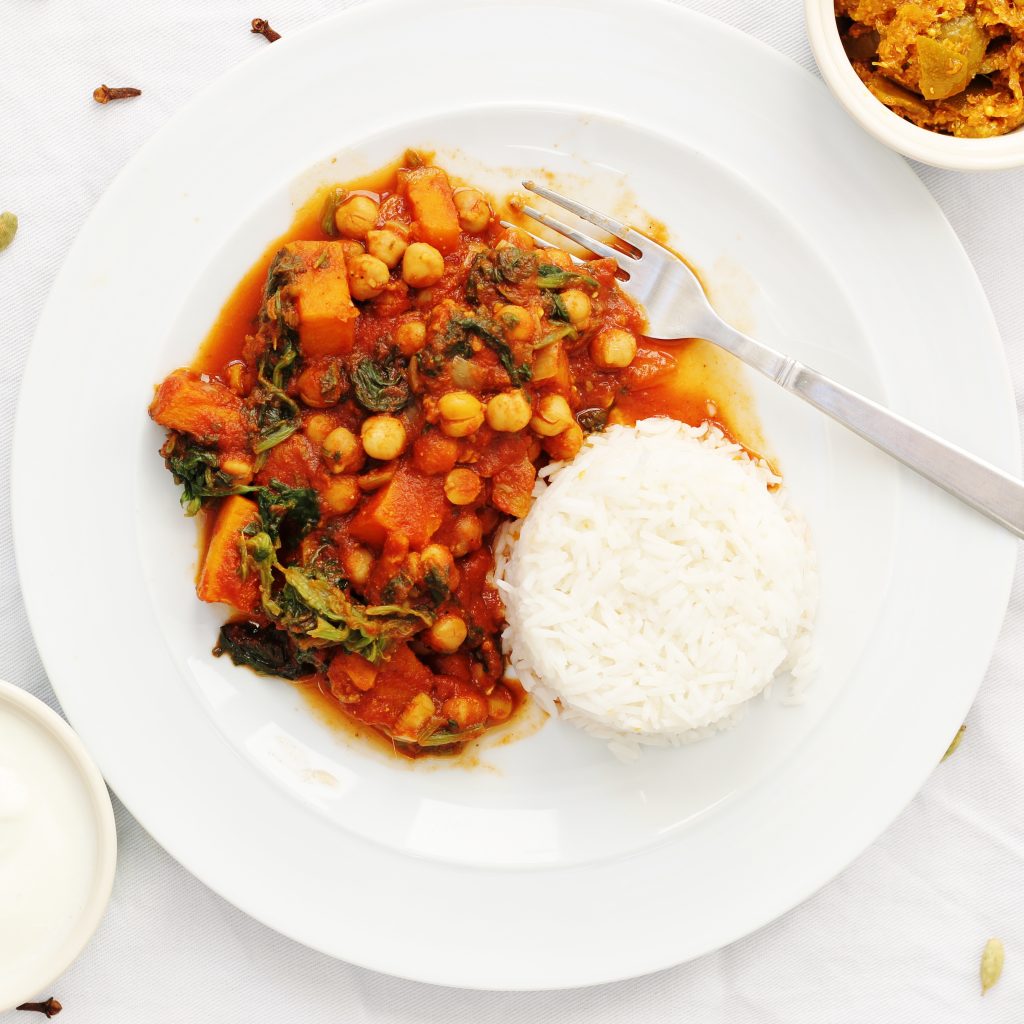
[3,0,1024,1019]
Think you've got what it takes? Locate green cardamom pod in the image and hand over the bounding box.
[981,938,1004,995]
[0,211,18,252]
[942,723,967,762]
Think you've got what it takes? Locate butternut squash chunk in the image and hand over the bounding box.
[149,369,250,449]
[197,495,262,612]
[402,167,461,254]
[349,464,446,550]
[281,240,359,358]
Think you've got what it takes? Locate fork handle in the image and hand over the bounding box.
[705,321,1024,539]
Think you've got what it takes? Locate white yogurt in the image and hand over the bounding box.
[0,701,105,986]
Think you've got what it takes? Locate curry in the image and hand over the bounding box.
[149,154,749,756]
[837,0,1024,137]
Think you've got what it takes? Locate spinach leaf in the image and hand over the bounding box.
[464,251,497,306]
[450,314,532,387]
[417,723,485,748]
[423,567,450,606]
[534,323,578,350]
[351,356,410,413]
[250,250,306,457]
[576,407,610,433]
[163,434,247,516]
[535,264,599,291]
[239,533,433,664]
[256,480,320,543]
[215,621,327,680]
[318,186,347,237]
[264,248,306,299]
[465,247,539,306]
[545,291,570,323]
[495,246,538,284]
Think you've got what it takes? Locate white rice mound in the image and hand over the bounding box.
[493,417,818,759]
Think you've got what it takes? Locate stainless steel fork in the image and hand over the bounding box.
[513,180,1024,541]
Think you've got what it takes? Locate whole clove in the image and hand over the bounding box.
[93,85,142,105]
[251,18,281,42]
[16,998,62,1018]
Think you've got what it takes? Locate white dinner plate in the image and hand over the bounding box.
[12,0,1018,990]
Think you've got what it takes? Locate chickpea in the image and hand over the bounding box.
[450,514,483,557]
[560,288,592,326]
[322,426,364,474]
[361,415,407,461]
[485,390,533,432]
[394,318,426,356]
[497,226,535,250]
[421,543,456,585]
[413,432,460,475]
[344,545,373,587]
[441,413,484,440]
[540,248,573,270]
[444,467,482,506]
[497,304,535,343]
[453,188,490,233]
[425,614,468,654]
[591,328,637,369]
[366,222,409,269]
[334,195,379,240]
[487,685,515,722]
[338,239,365,263]
[438,390,482,421]
[543,422,585,461]
[438,391,485,438]
[221,457,253,483]
[530,394,574,437]
[322,475,361,514]
[442,691,488,728]
[347,253,390,301]
[296,359,346,408]
[304,413,336,446]
[402,242,445,288]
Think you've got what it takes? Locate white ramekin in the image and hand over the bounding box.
[0,680,117,1011]
[806,0,1024,170]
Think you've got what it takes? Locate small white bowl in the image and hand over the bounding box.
[0,680,116,1011]
[806,0,1024,170]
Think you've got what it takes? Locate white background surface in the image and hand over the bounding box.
[2,0,1023,1019]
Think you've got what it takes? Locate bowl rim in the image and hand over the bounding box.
[805,0,1024,170]
[0,679,117,1012]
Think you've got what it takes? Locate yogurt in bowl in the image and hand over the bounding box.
[0,680,116,1011]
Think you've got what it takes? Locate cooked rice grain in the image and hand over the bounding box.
[493,418,817,758]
